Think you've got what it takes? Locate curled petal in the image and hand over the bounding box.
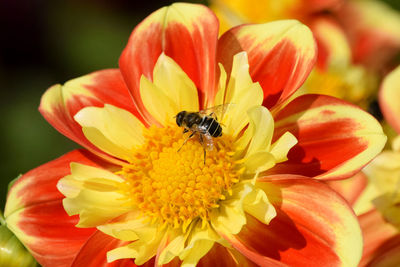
[217,20,317,109]
[39,69,138,164]
[119,3,218,122]
[71,230,137,267]
[272,94,386,180]
[244,106,274,157]
[107,234,163,265]
[74,104,145,161]
[236,106,275,173]
[157,232,185,265]
[4,150,108,267]
[57,163,132,228]
[139,76,179,126]
[379,65,400,134]
[219,177,362,266]
[139,54,199,126]
[149,243,260,267]
[98,211,159,244]
[235,106,297,173]
[269,132,298,163]
[152,53,199,113]
[179,237,214,267]
[211,183,252,235]
[217,52,263,137]
[243,188,276,225]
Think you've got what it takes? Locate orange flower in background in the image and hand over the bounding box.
[329,65,400,266]
[359,65,400,266]
[337,0,400,72]
[3,3,386,267]
[211,0,400,108]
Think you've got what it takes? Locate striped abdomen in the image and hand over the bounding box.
[199,117,222,137]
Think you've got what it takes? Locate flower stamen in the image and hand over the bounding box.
[120,125,242,231]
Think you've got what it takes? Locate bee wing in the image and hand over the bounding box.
[192,123,205,133]
[199,103,235,122]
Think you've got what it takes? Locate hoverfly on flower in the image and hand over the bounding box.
[175,104,233,163]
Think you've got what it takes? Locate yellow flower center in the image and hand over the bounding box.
[120,125,241,230]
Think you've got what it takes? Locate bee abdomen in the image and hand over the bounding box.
[203,117,222,137]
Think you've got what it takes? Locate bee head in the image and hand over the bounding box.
[175,111,186,127]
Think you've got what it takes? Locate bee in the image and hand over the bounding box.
[175,104,232,163]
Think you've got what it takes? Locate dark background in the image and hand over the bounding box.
[0,0,207,208]
[0,0,398,208]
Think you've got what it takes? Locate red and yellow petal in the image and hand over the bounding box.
[337,0,400,69]
[219,177,362,266]
[379,65,400,134]
[326,172,368,206]
[119,3,219,122]
[271,94,386,180]
[39,69,138,164]
[4,150,111,267]
[197,243,259,267]
[71,231,137,267]
[217,20,317,110]
[307,16,351,71]
[358,209,400,267]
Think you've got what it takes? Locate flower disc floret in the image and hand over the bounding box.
[120,125,242,230]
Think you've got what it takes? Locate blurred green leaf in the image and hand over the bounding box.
[0,225,38,267]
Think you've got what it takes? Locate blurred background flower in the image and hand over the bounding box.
[211,0,400,110]
[328,65,400,266]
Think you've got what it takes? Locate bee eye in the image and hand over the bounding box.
[176,117,182,126]
[176,111,185,126]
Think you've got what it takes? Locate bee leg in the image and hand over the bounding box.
[183,129,189,134]
[199,134,206,165]
[178,131,196,152]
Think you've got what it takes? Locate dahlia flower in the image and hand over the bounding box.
[360,65,400,266]
[329,65,400,266]
[336,0,400,71]
[3,3,386,267]
[210,0,400,107]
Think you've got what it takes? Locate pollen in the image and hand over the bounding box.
[119,125,241,231]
